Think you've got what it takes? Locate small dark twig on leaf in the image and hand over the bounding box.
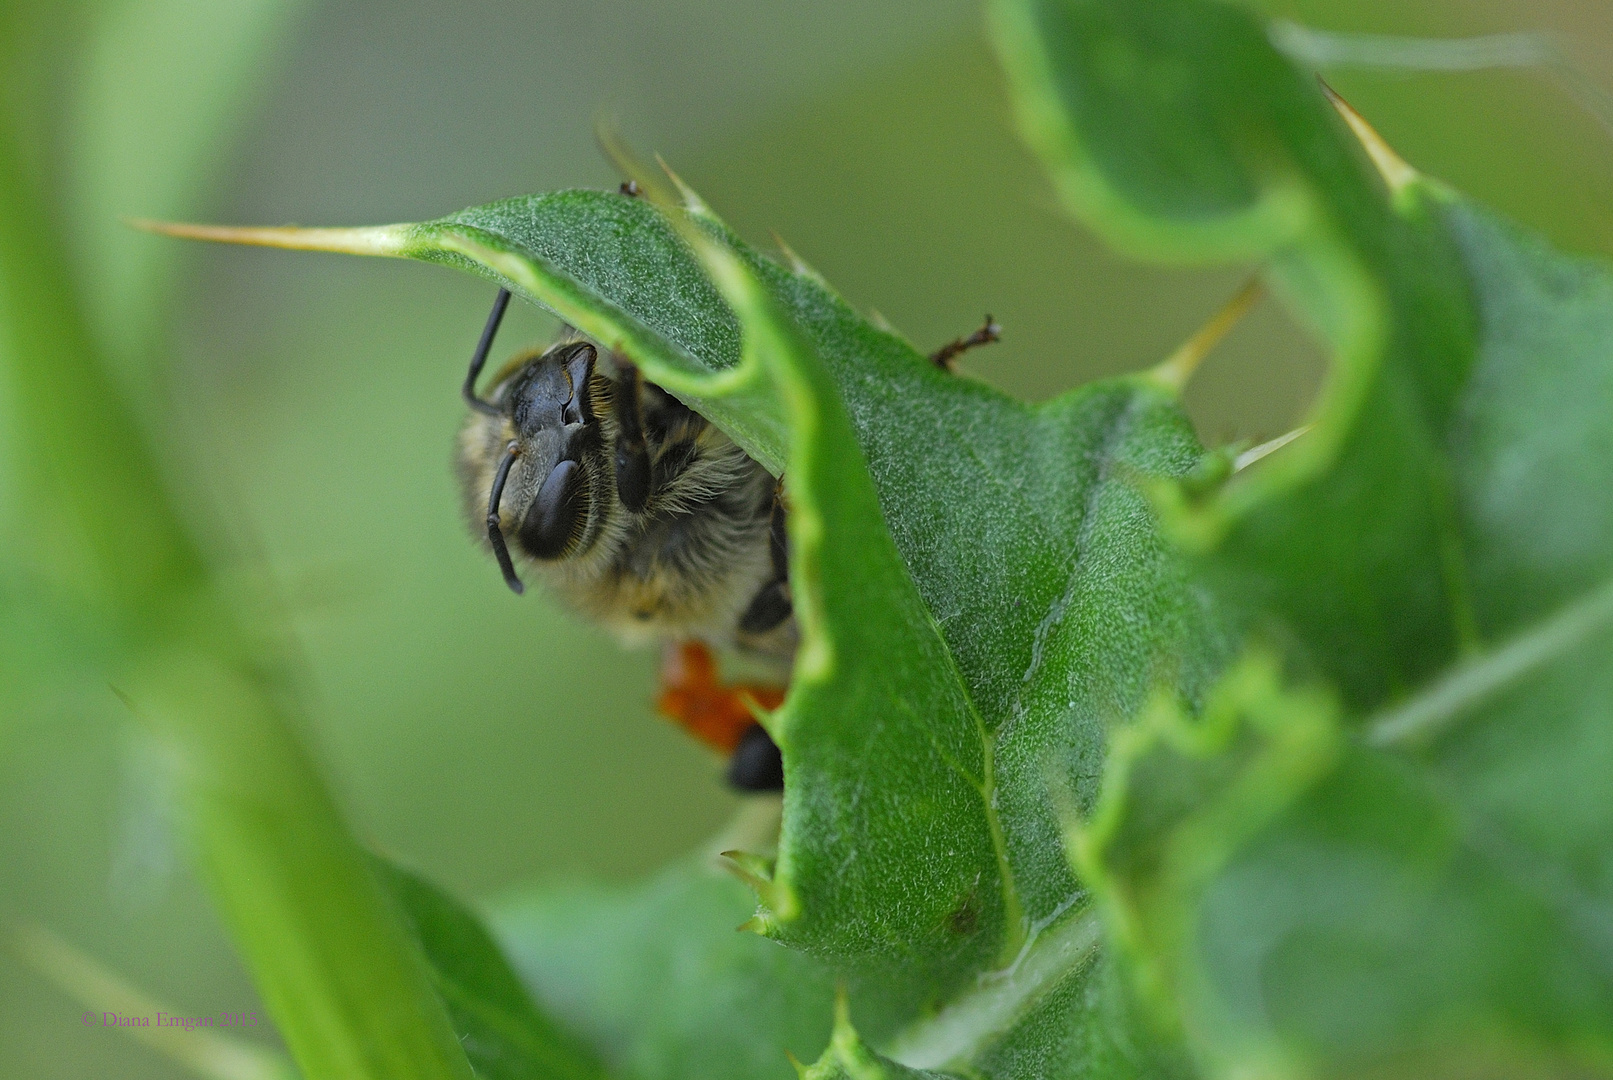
[930,316,1002,370]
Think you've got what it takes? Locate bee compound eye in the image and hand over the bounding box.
[519,459,590,560]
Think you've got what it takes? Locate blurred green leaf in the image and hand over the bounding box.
[102,635,483,1080]
[1,0,307,727]
[0,127,203,625]
[993,0,1477,707]
[494,855,847,1080]
[0,8,479,1079]
[994,0,1613,1075]
[380,860,611,1080]
[67,0,309,366]
[1101,200,1613,1073]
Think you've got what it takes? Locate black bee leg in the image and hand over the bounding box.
[487,440,525,594]
[929,314,1001,371]
[739,583,792,635]
[739,483,792,635]
[727,723,784,791]
[463,288,512,415]
[613,361,653,512]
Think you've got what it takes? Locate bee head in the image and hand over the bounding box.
[465,340,613,593]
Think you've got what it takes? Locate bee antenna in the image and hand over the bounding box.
[464,288,511,416]
[487,440,525,594]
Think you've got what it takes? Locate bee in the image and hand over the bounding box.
[455,287,793,791]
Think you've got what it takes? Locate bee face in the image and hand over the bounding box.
[455,291,793,658]
[457,342,621,583]
[503,346,609,564]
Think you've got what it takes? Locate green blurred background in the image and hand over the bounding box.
[3,0,1611,1075]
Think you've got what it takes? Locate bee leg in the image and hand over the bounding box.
[486,440,525,594]
[655,640,785,789]
[463,288,512,414]
[929,314,1001,371]
[739,486,792,634]
[727,724,784,792]
[613,362,653,512]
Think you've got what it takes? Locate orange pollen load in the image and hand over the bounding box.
[654,641,785,753]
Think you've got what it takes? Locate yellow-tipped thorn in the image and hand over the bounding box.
[593,112,635,173]
[719,848,776,889]
[593,117,678,204]
[125,218,410,257]
[1150,276,1264,393]
[736,913,773,935]
[1233,425,1312,472]
[1319,80,1418,194]
[832,982,854,1033]
[769,230,821,281]
[655,154,711,215]
[720,850,780,911]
